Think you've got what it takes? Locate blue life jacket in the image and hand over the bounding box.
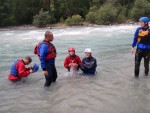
[34,40,57,69]
[137,43,150,49]
[10,60,19,76]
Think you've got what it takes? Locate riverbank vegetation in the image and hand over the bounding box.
[0,0,150,27]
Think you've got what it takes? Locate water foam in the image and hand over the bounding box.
[54,25,138,38]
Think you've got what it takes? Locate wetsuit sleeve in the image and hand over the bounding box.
[64,57,69,69]
[80,58,88,72]
[39,44,48,71]
[132,28,140,47]
[81,58,86,68]
[17,62,30,77]
[92,59,97,69]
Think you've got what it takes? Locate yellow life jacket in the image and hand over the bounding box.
[137,28,150,44]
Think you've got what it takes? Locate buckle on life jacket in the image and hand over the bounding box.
[138,29,149,37]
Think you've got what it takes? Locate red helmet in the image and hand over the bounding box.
[68,48,75,52]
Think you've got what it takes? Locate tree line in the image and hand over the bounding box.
[0,0,150,26]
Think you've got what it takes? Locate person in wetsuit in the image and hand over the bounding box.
[34,31,57,87]
[131,16,150,77]
[80,48,97,75]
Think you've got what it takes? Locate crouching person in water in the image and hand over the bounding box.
[64,48,82,71]
[80,48,97,75]
[34,31,57,87]
[8,56,34,81]
[131,17,150,77]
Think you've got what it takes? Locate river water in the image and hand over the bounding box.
[0,25,150,113]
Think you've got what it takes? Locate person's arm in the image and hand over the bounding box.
[39,44,48,71]
[75,56,82,69]
[77,56,82,66]
[17,62,30,77]
[80,58,90,73]
[39,44,49,76]
[80,58,87,69]
[64,57,69,69]
[131,28,140,54]
[92,59,97,69]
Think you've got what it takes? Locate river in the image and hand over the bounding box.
[0,25,150,113]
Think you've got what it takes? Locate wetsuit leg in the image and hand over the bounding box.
[143,51,150,75]
[135,49,143,77]
[52,64,57,82]
[44,63,53,87]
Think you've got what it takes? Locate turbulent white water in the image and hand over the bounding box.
[1,25,150,113]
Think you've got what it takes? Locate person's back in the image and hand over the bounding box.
[8,56,34,81]
[34,40,56,65]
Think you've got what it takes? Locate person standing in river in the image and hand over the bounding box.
[131,16,150,77]
[34,31,57,87]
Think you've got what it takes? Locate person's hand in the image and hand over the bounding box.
[73,63,78,68]
[28,66,33,69]
[131,47,135,54]
[69,63,73,67]
[29,69,34,73]
[44,70,48,76]
[69,63,78,70]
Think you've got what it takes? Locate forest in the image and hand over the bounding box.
[0,0,150,26]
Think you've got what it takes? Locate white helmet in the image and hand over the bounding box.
[84,48,92,53]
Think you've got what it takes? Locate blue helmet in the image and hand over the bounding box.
[33,63,39,72]
[139,17,149,22]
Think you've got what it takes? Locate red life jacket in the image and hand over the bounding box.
[34,41,57,60]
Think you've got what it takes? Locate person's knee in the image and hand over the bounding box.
[135,61,140,67]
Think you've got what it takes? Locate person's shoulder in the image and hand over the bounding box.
[92,57,96,61]
[40,42,49,48]
[18,59,23,63]
[134,27,141,35]
[65,55,70,59]
[136,27,141,31]
[76,55,81,58]
[82,57,87,61]
[17,59,24,66]
[41,42,48,46]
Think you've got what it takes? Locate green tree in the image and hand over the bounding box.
[0,0,15,26]
[54,0,90,20]
[65,15,83,26]
[91,0,105,8]
[32,8,54,27]
[95,4,117,24]
[86,12,97,23]
[117,6,127,23]
[13,0,41,25]
[131,0,150,21]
